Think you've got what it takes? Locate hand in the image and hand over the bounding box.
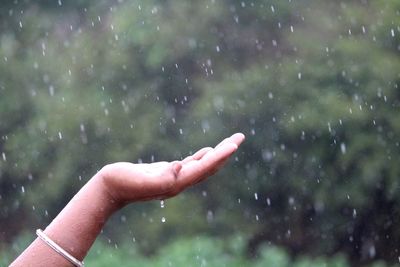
[98,133,245,205]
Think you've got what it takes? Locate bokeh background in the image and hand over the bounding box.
[1,0,400,266]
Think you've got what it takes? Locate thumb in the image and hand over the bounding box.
[172,161,182,177]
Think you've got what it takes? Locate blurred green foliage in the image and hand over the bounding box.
[4,235,399,267]
[1,0,400,266]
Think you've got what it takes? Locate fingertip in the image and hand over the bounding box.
[231,132,245,145]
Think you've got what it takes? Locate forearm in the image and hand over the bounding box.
[11,172,119,267]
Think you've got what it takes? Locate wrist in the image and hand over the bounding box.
[91,170,125,213]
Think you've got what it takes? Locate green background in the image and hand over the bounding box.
[1,0,400,266]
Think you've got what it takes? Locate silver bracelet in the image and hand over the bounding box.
[36,229,85,267]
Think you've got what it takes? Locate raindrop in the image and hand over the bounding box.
[58,132,63,140]
[369,245,376,258]
[254,193,258,200]
[58,0,62,6]
[266,198,271,206]
[49,85,55,96]
[362,26,366,34]
[21,186,25,193]
[2,152,6,161]
[161,217,166,223]
[352,208,357,218]
[216,45,220,52]
[297,72,302,79]
[391,29,395,37]
[207,210,213,223]
[340,143,346,154]
[160,200,165,208]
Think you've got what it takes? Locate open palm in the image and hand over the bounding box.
[99,133,245,204]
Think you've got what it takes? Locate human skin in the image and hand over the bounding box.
[10,133,245,267]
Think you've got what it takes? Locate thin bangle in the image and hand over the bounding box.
[36,229,85,267]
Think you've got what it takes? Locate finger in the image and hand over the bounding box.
[171,161,182,176]
[214,137,231,149]
[177,143,238,188]
[182,147,213,164]
[215,132,246,149]
[229,132,245,147]
[192,155,230,186]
